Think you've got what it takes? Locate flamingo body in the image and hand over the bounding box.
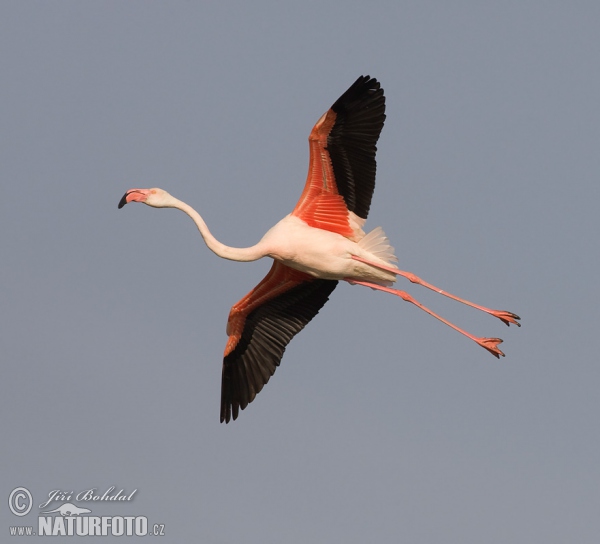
[119,76,520,423]
[257,214,397,282]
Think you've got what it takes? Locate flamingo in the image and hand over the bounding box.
[119,76,520,423]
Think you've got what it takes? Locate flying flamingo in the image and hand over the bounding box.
[119,76,520,423]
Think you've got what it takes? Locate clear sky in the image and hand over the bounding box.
[2,2,599,542]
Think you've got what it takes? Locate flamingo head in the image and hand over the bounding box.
[118,188,175,209]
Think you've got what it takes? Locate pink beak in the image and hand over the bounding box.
[118,189,150,209]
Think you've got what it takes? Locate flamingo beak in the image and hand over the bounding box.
[118,189,149,209]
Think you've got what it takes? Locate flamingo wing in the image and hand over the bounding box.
[221,261,337,423]
[292,75,386,236]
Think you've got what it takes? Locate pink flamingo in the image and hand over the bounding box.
[119,76,520,423]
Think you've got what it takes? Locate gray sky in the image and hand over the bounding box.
[2,1,599,542]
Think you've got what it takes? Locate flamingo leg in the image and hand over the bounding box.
[345,278,506,358]
[351,255,520,327]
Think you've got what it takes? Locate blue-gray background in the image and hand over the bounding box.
[2,2,598,542]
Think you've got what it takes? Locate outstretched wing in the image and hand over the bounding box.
[221,261,337,423]
[220,77,384,422]
[292,75,386,237]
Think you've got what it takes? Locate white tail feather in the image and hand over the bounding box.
[358,227,398,265]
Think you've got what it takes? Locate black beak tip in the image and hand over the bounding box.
[118,193,128,209]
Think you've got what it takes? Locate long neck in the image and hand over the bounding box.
[172,198,266,262]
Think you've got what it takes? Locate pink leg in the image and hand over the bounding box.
[346,278,506,358]
[351,255,520,327]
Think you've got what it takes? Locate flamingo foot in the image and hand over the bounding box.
[490,310,521,327]
[478,337,505,358]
